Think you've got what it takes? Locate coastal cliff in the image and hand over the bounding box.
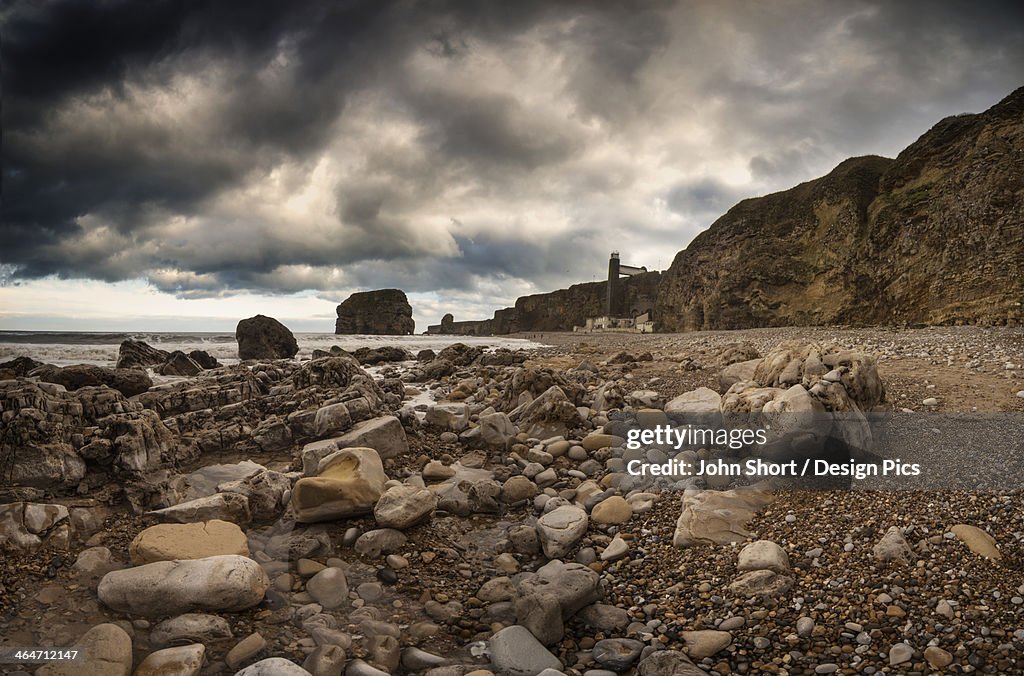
[656,86,1024,330]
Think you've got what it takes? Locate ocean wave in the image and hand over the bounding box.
[0,332,546,367]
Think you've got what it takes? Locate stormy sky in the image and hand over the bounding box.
[2,0,1023,332]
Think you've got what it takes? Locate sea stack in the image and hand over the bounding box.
[335,289,415,335]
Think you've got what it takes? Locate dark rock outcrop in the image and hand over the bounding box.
[236,315,299,360]
[0,356,46,378]
[117,340,171,370]
[437,343,485,366]
[34,364,153,397]
[352,346,415,365]
[157,351,203,376]
[188,350,221,370]
[335,289,414,335]
[656,87,1024,330]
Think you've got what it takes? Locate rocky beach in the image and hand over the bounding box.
[1,322,1022,675]
[3,5,1024,674]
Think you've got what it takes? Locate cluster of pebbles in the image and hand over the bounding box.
[0,326,1021,675]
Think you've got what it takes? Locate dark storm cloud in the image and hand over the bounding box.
[2,0,1023,310]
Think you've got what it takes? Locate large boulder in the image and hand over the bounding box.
[335,289,415,335]
[0,502,71,554]
[35,623,133,676]
[128,520,250,564]
[516,559,602,618]
[235,315,299,360]
[147,493,252,525]
[35,363,152,396]
[300,416,408,472]
[97,555,269,617]
[673,488,774,547]
[291,447,388,522]
[510,385,584,439]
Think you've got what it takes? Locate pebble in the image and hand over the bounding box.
[924,646,954,668]
[718,616,745,631]
[306,567,349,609]
[226,632,267,669]
[889,642,914,666]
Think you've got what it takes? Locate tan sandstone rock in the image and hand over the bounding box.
[129,519,249,565]
[291,447,387,523]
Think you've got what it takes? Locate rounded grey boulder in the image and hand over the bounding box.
[98,554,269,617]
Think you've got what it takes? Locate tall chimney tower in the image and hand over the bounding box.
[606,252,620,317]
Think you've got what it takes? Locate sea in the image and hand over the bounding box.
[0,331,546,368]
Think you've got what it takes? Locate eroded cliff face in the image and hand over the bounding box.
[656,86,1024,331]
[513,272,662,331]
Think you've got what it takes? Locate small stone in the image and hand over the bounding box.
[226,632,267,669]
[357,582,383,601]
[950,524,1002,560]
[489,625,562,676]
[889,642,913,666]
[923,397,939,406]
[600,536,628,561]
[306,567,349,610]
[235,657,312,675]
[679,630,732,659]
[149,614,233,648]
[924,646,954,668]
[134,644,205,676]
[386,554,408,569]
[737,540,790,574]
[592,638,644,670]
[303,645,347,676]
[873,526,914,563]
[718,616,745,631]
[536,505,588,559]
[373,484,437,529]
[296,559,326,577]
[591,496,632,525]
